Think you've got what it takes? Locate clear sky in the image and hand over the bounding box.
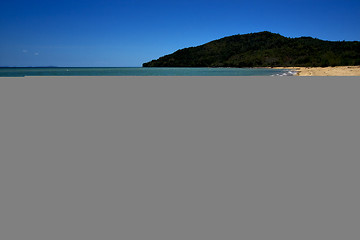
[1,0,359,67]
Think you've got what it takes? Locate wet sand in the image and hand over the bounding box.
[274,66,360,76]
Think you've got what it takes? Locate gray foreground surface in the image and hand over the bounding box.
[1,76,359,240]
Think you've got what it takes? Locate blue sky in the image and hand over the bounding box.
[1,0,359,67]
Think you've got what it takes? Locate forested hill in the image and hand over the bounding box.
[143,32,360,67]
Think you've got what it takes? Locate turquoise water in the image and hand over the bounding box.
[0,67,295,77]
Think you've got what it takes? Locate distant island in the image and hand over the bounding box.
[143,32,360,68]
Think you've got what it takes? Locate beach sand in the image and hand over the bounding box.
[1,76,359,240]
[274,66,360,76]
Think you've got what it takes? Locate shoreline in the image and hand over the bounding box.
[273,66,360,76]
[1,66,359,77]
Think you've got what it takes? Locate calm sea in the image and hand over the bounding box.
[0,67,296,77]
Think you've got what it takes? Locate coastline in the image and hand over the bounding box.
[1,66,359,77]
[273,66,360,76]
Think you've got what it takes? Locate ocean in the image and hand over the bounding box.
[0,67,296,77]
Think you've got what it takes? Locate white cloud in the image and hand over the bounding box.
[22,50,28,53]
[34,52,39,56]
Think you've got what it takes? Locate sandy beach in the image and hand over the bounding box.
[1,76,360,240]
[274,66,360,76]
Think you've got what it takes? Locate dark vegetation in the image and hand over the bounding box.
[143,32,360,67]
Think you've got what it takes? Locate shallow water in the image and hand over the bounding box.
[0,67,294,77]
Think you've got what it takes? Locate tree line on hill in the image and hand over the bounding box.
[143,32,360,68]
